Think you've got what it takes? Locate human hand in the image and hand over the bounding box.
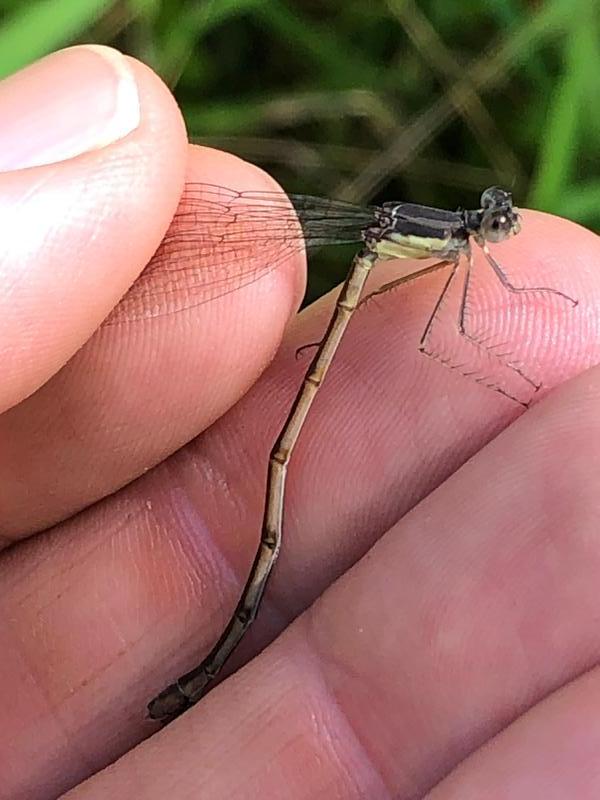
[2,46,600,800]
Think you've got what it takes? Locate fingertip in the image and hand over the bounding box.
[514,209,600,277]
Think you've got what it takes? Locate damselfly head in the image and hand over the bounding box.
[478,186,521,243]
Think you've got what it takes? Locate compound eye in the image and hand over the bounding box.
[480,186,511,209]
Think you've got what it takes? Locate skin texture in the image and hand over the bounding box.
[1,46,600,800]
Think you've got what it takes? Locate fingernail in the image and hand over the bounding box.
[0,45,140,173]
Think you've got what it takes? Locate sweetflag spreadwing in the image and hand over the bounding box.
[144,183,577,722]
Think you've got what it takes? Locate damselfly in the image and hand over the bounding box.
[145,183,576,722]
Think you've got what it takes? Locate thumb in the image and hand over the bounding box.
[0,45,188,412]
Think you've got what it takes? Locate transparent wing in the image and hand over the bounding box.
[107,182,375,324]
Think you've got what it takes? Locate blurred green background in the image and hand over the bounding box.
[0,0,598,299]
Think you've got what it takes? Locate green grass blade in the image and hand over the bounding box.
[528,1,596,210]
[0,0,112,79]
[554,180,600,226]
